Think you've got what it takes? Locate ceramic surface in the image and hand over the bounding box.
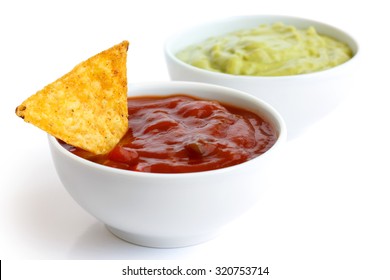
[49,81,286,248]
[165,15,359,138]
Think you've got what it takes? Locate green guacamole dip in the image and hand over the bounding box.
[176,23,353,76]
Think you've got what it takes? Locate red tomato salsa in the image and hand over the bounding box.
[61,95,278,173]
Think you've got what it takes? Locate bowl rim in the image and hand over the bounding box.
[49,81,286,178]
[164,14,360,80]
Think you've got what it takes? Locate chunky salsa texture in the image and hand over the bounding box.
[61,95,277,173]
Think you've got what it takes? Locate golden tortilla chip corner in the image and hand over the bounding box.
[15,40,130,155]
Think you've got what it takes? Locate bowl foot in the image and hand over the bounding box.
[106,225,219,248]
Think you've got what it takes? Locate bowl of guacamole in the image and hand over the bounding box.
[164,15,359,138]
[175,22,353,77]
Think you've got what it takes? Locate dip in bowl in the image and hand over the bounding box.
[165,15,359,138]
[49,81,286,248]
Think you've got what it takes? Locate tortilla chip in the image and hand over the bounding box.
[16,40,129,154]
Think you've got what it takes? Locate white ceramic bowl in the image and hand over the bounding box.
[49,81,286,248]
[165,15,359,139]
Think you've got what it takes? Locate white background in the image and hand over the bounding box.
[1,0,389,279]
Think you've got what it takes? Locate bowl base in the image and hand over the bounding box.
[106,225,219,248]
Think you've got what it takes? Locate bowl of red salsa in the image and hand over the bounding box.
[48,81,286,248]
